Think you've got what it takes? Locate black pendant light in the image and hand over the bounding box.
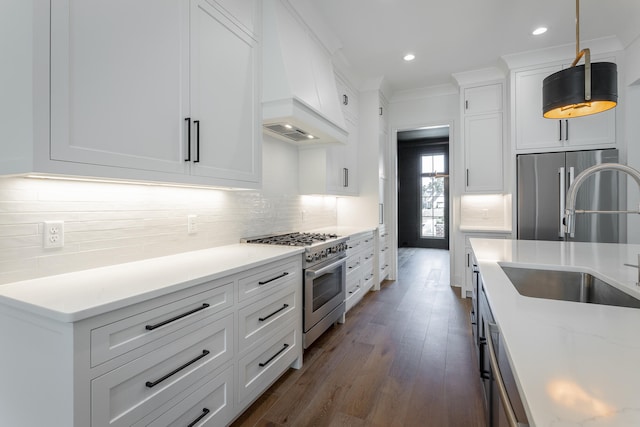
[542,0,617,119]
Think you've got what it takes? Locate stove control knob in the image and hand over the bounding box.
[314,253,320,261]
[305,254,314,262]
[321,249,327,258]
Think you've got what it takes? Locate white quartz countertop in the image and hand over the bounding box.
[470,238,640,427]
[0,244,304,323]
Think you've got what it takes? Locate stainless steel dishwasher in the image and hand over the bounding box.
[478,280,529,427]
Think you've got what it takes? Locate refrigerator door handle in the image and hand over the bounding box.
[568,166,575,188]
[559,167,566,238]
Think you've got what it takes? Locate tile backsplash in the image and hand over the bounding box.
[0,177,337,285]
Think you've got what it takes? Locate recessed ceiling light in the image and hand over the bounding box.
[403,53,415,61]
[532,27,548,36]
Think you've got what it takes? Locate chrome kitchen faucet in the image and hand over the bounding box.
[563,163,640,286]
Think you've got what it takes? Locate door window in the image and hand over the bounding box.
[421,154,446,239]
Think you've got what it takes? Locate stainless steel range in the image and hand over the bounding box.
[242,232,349,348]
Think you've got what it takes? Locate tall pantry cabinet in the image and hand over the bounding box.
[338,87,392,288]
[3,0,261,188]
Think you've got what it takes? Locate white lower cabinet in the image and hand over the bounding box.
[378,225,390,285]
[0,254,302,427]
[345,230,376,311]
[133,365,235,427]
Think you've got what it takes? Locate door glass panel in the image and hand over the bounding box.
[421,154,446,238]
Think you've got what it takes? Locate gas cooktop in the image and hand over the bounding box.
[242,232,339,247]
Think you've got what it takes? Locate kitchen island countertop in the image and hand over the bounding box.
[0,244,304,323]
[471,238,640,427]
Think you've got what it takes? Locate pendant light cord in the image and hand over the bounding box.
[575,0,580,58]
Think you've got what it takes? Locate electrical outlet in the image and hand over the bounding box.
[44,221,64,248]
[187,215,197,234]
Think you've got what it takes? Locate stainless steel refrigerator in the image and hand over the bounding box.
[517,149,620,242]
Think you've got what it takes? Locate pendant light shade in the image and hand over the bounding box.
[541,0,618,119]
[542,62,617,119]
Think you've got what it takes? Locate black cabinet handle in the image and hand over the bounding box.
[194,120,200,163]
[145,303,210,331]
[259,304,289,322]
[466,169,469,186]
[343,168,349,187]
[187,408,210,427]
[145,349,209,388]
[258,272,289,285]
[481,370,491,380]
[559,120,562,141]
[185,117,191,161]
[565,119,569,141]
[343,94,348,105]
[259,343,289,367]
[379,106,383,116]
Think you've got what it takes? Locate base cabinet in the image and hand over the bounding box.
[0,254,302,427]
[378,225,391,286]
[345,230,375,311]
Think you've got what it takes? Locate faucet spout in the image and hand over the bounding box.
[564,163,640,237]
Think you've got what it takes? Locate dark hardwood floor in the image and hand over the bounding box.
[231,248,486,427]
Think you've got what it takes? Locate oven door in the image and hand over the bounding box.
[304,256,346,332]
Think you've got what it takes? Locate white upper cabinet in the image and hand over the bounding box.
[462,82,504,193]
[50,0,189,176]
[298,73,359,196]
[189,0,260,183]
[513,62,616,153]
[463,84,502,114]
[16,0,261,188]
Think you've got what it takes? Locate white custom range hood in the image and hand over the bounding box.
[262,0,348,145]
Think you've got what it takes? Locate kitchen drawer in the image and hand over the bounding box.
[362,257,374,277]
[363,270,375,293]
[237,321,299,406]
[346,273,361,295]
[91,281,234,367]
[238,258,300,303]
[345,281,363,312]
[346,253,361,274]
[91,313,234,427]
[238,286,298,353]
[132,365,234,427]
[346,236,363,253]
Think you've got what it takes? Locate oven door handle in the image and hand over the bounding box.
[306,258,346,279]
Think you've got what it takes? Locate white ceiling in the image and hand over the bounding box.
[310,0,640,92]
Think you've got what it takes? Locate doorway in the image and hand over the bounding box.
[397,126,450,249]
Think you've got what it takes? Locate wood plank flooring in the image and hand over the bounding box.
[231,248,486,427]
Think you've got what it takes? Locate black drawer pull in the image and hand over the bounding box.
[481,370,491,380]
[145,350,209,388]
[259,304,289,322]
[187,408,210,427]
[258,271,289,285]
[145,303,210,331]
[259,343,289,367]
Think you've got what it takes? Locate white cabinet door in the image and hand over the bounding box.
[50,0,189,175]
[514,64,616,152]
[189,0,260,184]
[464,113,503,192]
[464,84,502,114]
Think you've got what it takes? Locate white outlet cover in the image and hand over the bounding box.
[44,221,64,249]
[187,215,197,234]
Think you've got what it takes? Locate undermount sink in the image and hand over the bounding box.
[500,266,640,309]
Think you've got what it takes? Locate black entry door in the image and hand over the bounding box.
[398,142,449,249]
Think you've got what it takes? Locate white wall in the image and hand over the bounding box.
[0,136,338,285]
